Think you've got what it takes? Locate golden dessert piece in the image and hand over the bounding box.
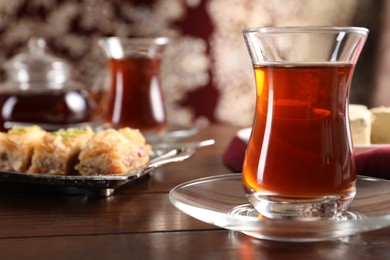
[28,127,94,175]
[0,126,46,172]
[349,104,371,145]
[370,106,390,144]
[77,128,151,175]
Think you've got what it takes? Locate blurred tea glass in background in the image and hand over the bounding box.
[98,37,169,138]
[242,27,368,220]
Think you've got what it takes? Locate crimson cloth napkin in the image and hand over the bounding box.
[222,128,390,180]
[222,128,251,172]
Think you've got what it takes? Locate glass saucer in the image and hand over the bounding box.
[169,174,390,242]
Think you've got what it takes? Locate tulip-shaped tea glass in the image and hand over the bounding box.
[242,27,368,220]
[98,37,169,138]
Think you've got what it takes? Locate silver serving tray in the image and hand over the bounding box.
[0,145,200,197]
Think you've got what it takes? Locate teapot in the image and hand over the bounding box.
[0,38,96,131]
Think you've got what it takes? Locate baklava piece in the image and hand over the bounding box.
[370,106,390,144]
[28,127,94,175]
[0,126,46,172]
[349,104,371,145]
[77,128,151,175]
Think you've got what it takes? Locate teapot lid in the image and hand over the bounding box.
[3,37,71,84]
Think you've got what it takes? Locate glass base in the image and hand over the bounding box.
[246,189,356,220]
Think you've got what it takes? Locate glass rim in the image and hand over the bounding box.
[98,36,169,46]
[243,26,369,35]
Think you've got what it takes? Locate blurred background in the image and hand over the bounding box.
[0,0,384,128]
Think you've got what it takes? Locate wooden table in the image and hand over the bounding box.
[0,124,389,259]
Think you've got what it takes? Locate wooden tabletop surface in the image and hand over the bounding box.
[0,124,389,260]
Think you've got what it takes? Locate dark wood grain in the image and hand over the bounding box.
[0,229,389,260]
[0,192,219,239]
[0,124,389,259]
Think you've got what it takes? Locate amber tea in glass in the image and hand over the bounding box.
[98,37,169,138]
[242,27,368,220]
